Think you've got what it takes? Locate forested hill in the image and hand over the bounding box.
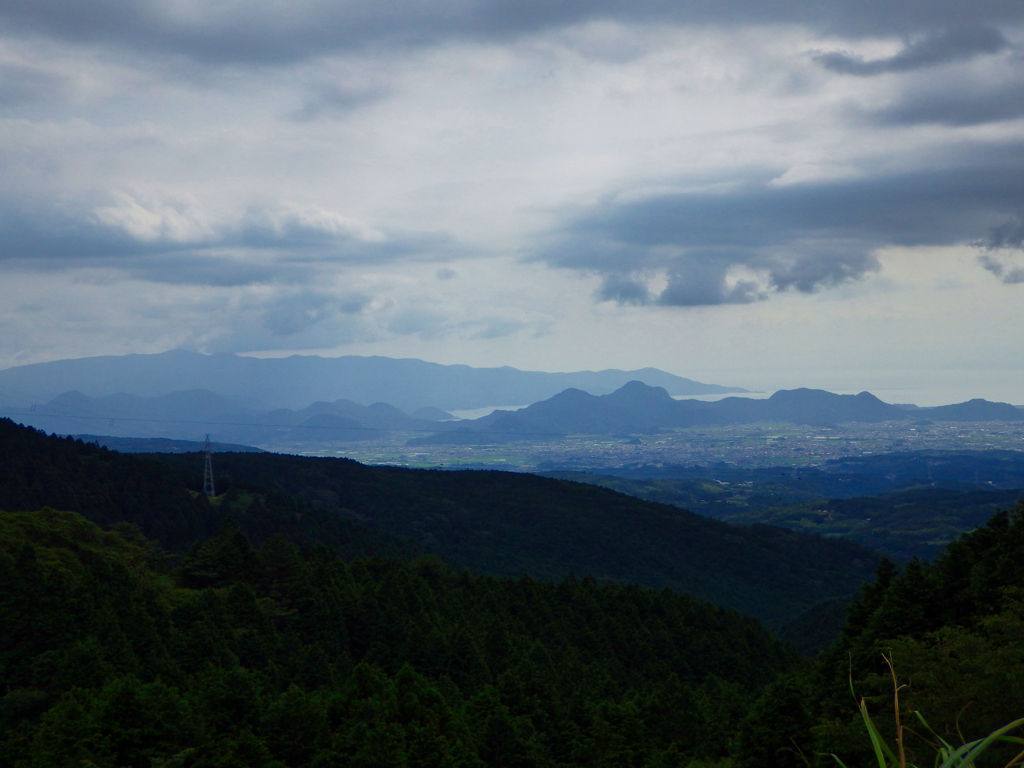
[0,418,418,562]
[766,503,1024,768]
[0,507,795,767]
[0,418,878,628]
[4,417,1024,767]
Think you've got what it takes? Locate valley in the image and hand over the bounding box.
[2,346,1024,766]
[312,417,1024,471]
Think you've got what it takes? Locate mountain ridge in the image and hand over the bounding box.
[0,349,747,412]
[409,382,1024,444]
[0,416,877,628]
[12,389,444,443]
[9,380,1022,449]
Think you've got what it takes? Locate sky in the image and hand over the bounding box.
[1,0,1023,405]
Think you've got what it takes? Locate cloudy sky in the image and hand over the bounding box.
[1,0,1023,403]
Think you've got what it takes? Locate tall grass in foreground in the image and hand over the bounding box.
[833,655,1024,768]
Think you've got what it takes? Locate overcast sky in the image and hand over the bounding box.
[1,1,1023,404]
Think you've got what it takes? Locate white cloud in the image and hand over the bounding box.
[0,5,1023,400]
[768,164,863,187]
[240,203,387,244]
[93,190,214,242]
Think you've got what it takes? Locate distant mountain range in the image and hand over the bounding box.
[75,435,266,453]
[13,389,449,444]
[0,349,747,412]
[409,382,1024,444]
[7,380,1023,448]
[902,399,1024,422]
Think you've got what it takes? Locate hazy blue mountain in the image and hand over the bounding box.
[408,383,943,443]
[11,389,442,444]
[73,435,266,453]
[288,413,389,442]
[756,388,907,424]
[23,381,1020,449]
[922,398,1024,421]
[0,349,748,412]
[19,389,259,440]
[267,400,439,442]
[262,399,431,430]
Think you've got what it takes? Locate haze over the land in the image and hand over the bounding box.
[1,1,1023,404]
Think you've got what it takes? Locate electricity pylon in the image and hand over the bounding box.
[203,434,216,498]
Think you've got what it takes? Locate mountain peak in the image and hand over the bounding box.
[767,388,836,403]
[610,380,673,401]
[0,351,744,412]
[854,391,886,403]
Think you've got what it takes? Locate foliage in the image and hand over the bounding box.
[811,503,1024,767]
[0,418,878,628]
[148,448,879,628]
[0,508,797,767]
[0,418,420,558]
[6,417,1024,768]
[831,656,1024,768]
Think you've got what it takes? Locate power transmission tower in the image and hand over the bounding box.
[203,434,216,498]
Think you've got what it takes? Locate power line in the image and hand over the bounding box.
[203,434,216,497]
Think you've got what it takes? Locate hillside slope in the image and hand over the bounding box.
[543,452,1024,561]
[0,507,795,767]
[1,418,877,627]
[0,418,417,560]
[151,449,880,627]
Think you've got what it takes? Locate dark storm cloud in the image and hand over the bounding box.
[976,213,1024,285]
[978,254,1024,284]
[978,253,1024,286]
[595,273,651,305]
[0,199,455,285]
[982,215,1024,250]
[538,150,1024,306]
[0,207,151,261]
[291,81,392,122]
[0,61,70,106]
[871,79,1024,126]
[571,164,1024,251]
[765,247,882,293]
[657,258,765,306]
[815,25,1008,76]
[1,1,1022,66]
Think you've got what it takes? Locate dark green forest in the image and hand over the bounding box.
[804,507,1024,767]
[0,419,877,628]
[2,418,1024,767]
[0,507,799,767]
